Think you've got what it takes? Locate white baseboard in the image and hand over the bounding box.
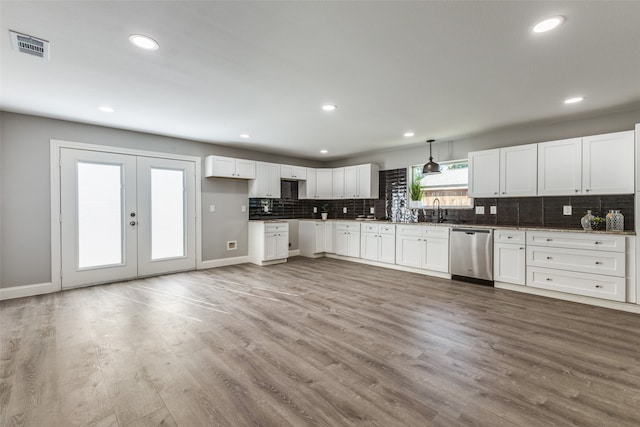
[325,254,452,280]
[289,249,300,257]
[197,256,249,270]
[0,282,56,301]
[495,281,640,314]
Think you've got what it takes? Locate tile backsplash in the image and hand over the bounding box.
[249,169,635,231]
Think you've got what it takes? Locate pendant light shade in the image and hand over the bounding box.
[423,139,441,175]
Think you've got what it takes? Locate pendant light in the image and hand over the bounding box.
[422,139,441,175]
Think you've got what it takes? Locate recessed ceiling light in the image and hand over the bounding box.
[322,104,337,111]
[98,106,114,113]
[532,16,565,33]
[239,133,250,138]
[320,149,328,154]
[564,96,584,104]
[403,132,415,137]
[129,34,159,50]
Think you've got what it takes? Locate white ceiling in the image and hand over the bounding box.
[1,1,639,160]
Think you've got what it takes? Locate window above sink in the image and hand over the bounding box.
[409,159,473,208]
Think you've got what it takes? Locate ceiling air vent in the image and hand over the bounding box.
[10,30,50,60]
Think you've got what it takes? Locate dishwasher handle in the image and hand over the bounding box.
[452,228,491,234]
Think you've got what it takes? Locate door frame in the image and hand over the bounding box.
[50,139,202,292]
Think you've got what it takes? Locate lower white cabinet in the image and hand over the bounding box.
[525,231,626,302]
[360,223,395,264]
[335,222,361,258]
[494,229,526,285]
[395,225,449,273]
[299,220,334,257]
[248,222,289,266]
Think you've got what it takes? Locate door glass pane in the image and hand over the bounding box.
[77,162,123,268]
[151,168,185,260]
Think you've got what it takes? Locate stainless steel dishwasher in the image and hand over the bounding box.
[450,228,494,282]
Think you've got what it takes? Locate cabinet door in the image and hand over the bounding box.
[235,159,257,179]
[292,166,307,180]
[276,233,289,259]
[264,233,278,260]
[268,163,281,198]
[332,168,345,198]
[378,234,396,264]
[205,155,235,178]
[280,165,295,179]
[494,243,525,285]
[249,162,271,198]
[423,238,449,272]
[314,222,326,252]
[500,144,537,197]
[299,168,317,199]
[537,138,582,196]
[356,164,373,198]
[348,232,361,258]
[396,235,423,268]
[582,130,635,195]
[344,166,359,198]
[316,169,333,199]
[361,232,379,261]
[335,231,349,256]
[325,222,334,253]
[468,149,500,197]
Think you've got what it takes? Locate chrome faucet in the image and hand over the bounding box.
[433,197,444,223]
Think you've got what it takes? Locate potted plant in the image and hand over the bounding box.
[320,204,330,220]
[590,215,605,230]
[408,174,423,208]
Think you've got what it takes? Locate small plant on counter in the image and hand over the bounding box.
[320,204,330,213]
[590,216,605,230]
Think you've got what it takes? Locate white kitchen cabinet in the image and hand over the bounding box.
[299,220,335,257]
[360,223,395,264]
[537,138,582,195]
[299,168,317,199]
[493,229,526,285]
[249,162,281,198]
[280,164,307,180]
[395,225,449,273]
[499,144,537,197]
[248,222,289,266]
[332,168,345,199]
[316,169,334,199]
[526,231,626,302]
[344,164,379,199]
[335,222,361,258]
[468,149,500,197]
[582,130,635,195]
[205,155,256,179]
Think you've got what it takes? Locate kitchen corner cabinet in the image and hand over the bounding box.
[538,138,582,196]
[344,164,379,199]
[468,149,500,197]
[499,144,537,197]
[300,168,333,199]
[280,164,307,180]
[493,229,526,285]
[396,225,449,272]
[332,168,345,198]
[360,223,396,264]
[335,222,361,258]
[248,222,289,266]
[299,221,334,257]
[582,130,634,195]
[205,155,256,179]
[249,162,281,198]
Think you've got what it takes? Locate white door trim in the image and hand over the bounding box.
[50,139,202,292]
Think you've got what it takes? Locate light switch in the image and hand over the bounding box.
[370,207,375,214]
[490,206,497,215]
[313,207,317,213]
[209,204,215,213]
[343,207,347,213]
[241,205,246,212]
[563,205,572,215]
[475,206,485,215]
[263,206,269,213]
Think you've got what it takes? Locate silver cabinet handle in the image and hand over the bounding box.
[595,261,602,265]
[546,278,552,281]
[595,285,602,288]
[130,221,136,226]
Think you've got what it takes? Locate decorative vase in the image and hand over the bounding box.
[580,210,593,230]
[321,212,328,220]
[605,210,624,231]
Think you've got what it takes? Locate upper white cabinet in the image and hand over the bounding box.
[249,162,281,198]
[468,149,500,197]
[205,155,256,179]
[299,168,332,199]
[280,164,307,180]
[499,144,537,197]
[332,168,345,199]
[343,164,379,199]
[582,131,634,195]
[538,138,582,195]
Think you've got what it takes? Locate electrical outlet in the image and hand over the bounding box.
[475,206,485,215]
[241,205,246,212]
[343,207,347,213]
[263,205,269,213]
[313,207,317,213]
[490,205,497,215]
[209,204,215,213]
[370,207,375,214]
[563,205,572,215]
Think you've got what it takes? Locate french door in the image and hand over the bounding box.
[60,148,196,289]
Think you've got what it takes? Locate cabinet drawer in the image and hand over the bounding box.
[396,225,423,236]
[265,223,288,232]
[527,267,625,302]
[423,226,449,239]
[527,246,625,277]
[379,224,396,235]
[362,224,379,233]
[526,231,625,252]
[336,222,360,232]
[495,229,526,244]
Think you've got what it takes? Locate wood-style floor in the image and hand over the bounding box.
[1,257,640,426]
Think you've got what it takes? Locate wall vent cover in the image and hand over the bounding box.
[10,30,50,59]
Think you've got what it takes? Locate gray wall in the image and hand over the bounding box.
[0,112,321,288]
[329,105,640,170]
